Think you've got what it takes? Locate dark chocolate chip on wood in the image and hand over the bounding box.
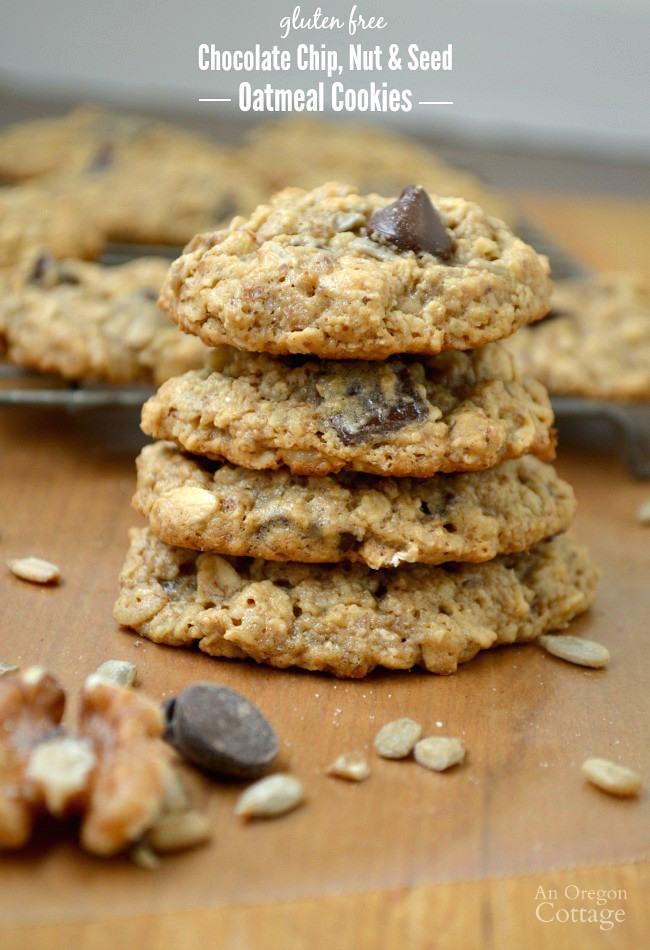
[161,696,177,744]
[367,185,454,258]
[163,684,278,780]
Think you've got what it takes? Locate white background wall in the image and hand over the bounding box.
[1,0,649,158]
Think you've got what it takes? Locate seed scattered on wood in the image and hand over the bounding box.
[374,718,422,759]
[326,753,370,782]
[235,774,304,820]
[636,500,650,525]
[94,660,137,688]
[161,769,190,815]
[8,557,60,584]
[0,663,19,676]
[537,635,610,668]
[414,736,465,772]
[146,811,212,853]
[129,841,161,870]
[582,758,641,797]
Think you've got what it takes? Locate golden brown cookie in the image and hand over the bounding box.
[141,343,555,477]
[113,528,599,678]
[158,183,551,359]
[134,442,576,568]
[0,254,208,384]
[506,274,650,401]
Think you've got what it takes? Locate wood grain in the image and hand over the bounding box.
[1,194,649,949]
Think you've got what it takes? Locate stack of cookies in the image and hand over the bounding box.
[114,183,598,677]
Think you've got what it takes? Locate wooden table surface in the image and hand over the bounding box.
[1,193,649,950]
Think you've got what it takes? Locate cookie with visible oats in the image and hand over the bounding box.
[0,255,207,385]
[0,107,268,246]
[141,343,555,477]
[134,442,575,568]
[0,185,104,269]
[158,182,551,359]
[506,274,650,402]
[113,529,599,678]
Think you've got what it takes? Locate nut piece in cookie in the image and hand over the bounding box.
[133,443,575,569]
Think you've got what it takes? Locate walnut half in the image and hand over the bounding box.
[0,668,65,848]
[0,670,190,858]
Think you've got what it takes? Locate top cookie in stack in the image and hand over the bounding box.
[156,183,548,359]
[115,183,599,677]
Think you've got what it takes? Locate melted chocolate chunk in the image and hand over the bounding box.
[367,185,454,259]
[327,365,429,445]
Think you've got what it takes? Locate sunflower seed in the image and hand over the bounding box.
[129,841,161,870]
[636,500,650,525]
[582,758,641,797]
[147,811,212,852]
[374,718,422,759]
[326,753,370,782]
[8,556,60,584]
[414,736,465,772]
[235,774,304,820]
[537,635,610,668]
[94,660,137,688]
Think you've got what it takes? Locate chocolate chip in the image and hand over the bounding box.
[27,255,80,287]
[367,185,453,259]
[327,365,429,445]
[163,683,278,780]
[212,195,238,224]
[88,144,114,173]
[139,288,160,302]
[161,697,177,744]
[27,252,55,284]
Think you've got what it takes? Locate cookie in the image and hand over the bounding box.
[141,343,555,477]
[134,442,576,568]
[68,156,267,247]
[506,273,650,402]
[158,182,551,359]
[0,107,269,246]
[0,105,237,181]
[244,118,515,224]
[0,254,208,385]
[0,185,105,269]
[113,528,599,678]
